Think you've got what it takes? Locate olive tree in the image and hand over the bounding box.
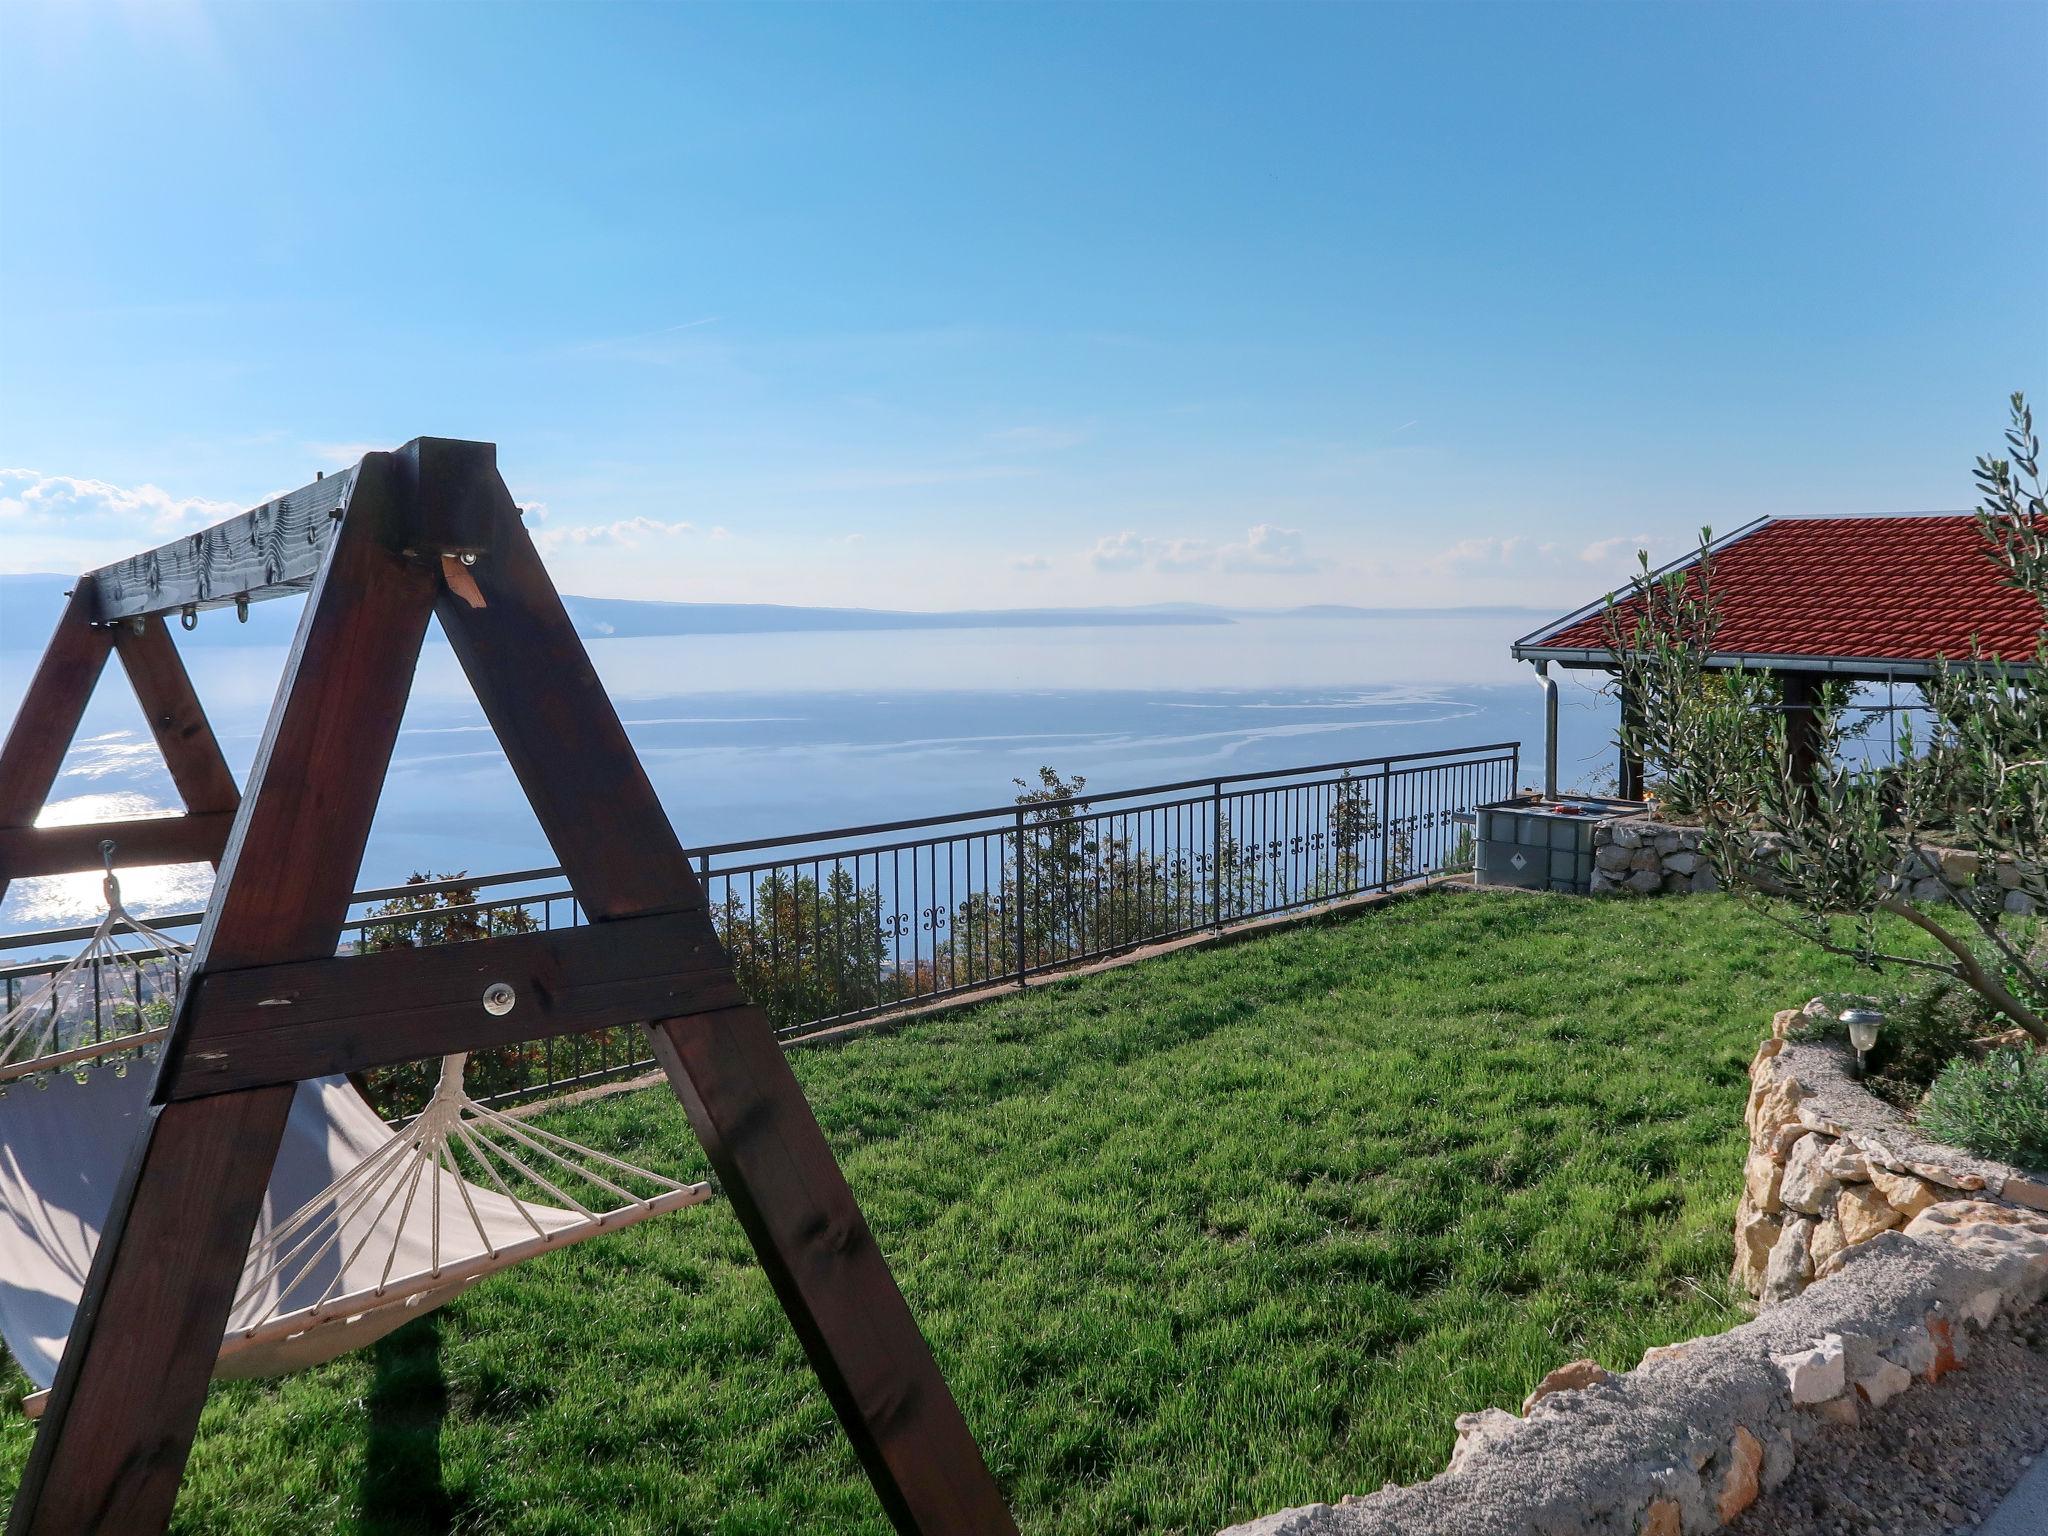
[1609,394,2046,1044]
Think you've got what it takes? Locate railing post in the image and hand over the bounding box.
[1377,761,1394,889]
[1013,805,1028,990]
[1210,779,1224,930]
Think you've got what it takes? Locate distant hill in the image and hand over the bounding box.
[0,573,1548,652]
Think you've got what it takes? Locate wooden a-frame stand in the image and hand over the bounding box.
[0,439,1016,1535]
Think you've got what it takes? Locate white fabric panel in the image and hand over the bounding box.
[0,1067,581,1391]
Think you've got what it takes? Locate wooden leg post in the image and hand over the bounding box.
[112,616,242,832]
[8,456,440,1536]
[436,498,1017,1536]
[0,585,113,904]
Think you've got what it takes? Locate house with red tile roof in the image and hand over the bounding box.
[1511,512,2041,798]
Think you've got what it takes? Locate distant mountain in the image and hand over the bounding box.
[0,573,1549,653]
[557,595,1232,637]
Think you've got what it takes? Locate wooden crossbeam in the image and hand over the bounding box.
[165,909,744,1098]
[0,814,233,881]
[85,438,504,624]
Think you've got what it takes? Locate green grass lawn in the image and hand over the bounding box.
[0,889,1924,1534]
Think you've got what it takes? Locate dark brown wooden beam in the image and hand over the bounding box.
[0,583,114,904]
[0,813,234,881]
[1780,670,1824,795]
[1616,673,1646,802]
[9,452,441,1536]
[84,438,503,624]
[112,616,241,822]
[166,910,742,1098]
[437,499,1018,1536]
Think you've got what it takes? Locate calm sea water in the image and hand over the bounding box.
[0,613,1621,933]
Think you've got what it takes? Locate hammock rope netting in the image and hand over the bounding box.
[0,864,709,1413]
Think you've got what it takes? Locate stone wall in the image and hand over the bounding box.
[1215,1004,2048,1536]
[1586,817,2039,914]
[1590,818,1719,895]
[1736,1002,2048,1306]
[1219,1201,2048,1536]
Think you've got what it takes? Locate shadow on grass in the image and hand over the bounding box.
[360,1314,452,1535]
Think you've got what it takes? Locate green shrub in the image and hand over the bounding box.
[1917,1048,2048,1170]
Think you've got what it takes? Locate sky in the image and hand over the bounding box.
[2,1,2043,612]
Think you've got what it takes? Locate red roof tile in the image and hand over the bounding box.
[1524,515,2044,668]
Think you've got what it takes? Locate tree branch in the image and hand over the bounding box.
[1878,895,2047,1043]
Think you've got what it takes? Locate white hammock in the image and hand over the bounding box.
[0,869,709,1415]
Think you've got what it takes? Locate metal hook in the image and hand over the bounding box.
[180,606,198,632]
[100,838,122,912]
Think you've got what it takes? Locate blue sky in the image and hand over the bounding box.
[2,1,2042,609]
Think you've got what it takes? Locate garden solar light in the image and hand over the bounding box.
[1840,1007,1884,1077]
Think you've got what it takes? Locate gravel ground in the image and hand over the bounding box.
[1727,1313,2048,1536]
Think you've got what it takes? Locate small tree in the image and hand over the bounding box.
[355,873,547,1115]
[1612,394,2046,1044]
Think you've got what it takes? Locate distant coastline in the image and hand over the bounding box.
[0,573,1547,650]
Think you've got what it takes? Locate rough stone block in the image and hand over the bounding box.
[1446,1407,1517,1474]
[1809,1212,1846,1271]
[1639,1499,1680,1536]
[1519,1358,1613,1414]
[1715,1426,1763,1521]
[1763,1215,1815,1304]
[1867,1165,1941,1220]
[1781,1136,1841,1215]
[1854,1355,1911,1409]
[1885,1324,1935,1379]
[1770,1332,1845,1403]
[1663,850,1701,875]
[1836,1184,1901,1246]
[1744,1152,1784,1214]
[1623,868,1662,894]
[1594,843,1633,873]
[2006,889,2039,916]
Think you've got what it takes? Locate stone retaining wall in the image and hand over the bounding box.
[1215,1004,2048,1536]
[1220,1202,2048,1536]
[1587,817,2039,914]
[1736,1003,2048,1306]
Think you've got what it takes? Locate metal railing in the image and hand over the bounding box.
[1,742,1517,1116]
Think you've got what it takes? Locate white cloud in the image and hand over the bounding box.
[0,467,244,536]
[1088,531,1150,572]
[1008,553,1052,572]
[1088,524,1326,577]
[535,516,701,550]
[1081,524,1330,578]
[1578,533,1646,565]
[1217,523,1327,575]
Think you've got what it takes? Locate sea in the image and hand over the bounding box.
[0,610,1623,935]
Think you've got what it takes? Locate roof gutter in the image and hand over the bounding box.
[1509,646,2038,681]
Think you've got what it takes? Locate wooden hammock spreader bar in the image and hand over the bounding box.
[0,814,233,882]
[164,909,747,1098]
[3,437,1015,1536]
